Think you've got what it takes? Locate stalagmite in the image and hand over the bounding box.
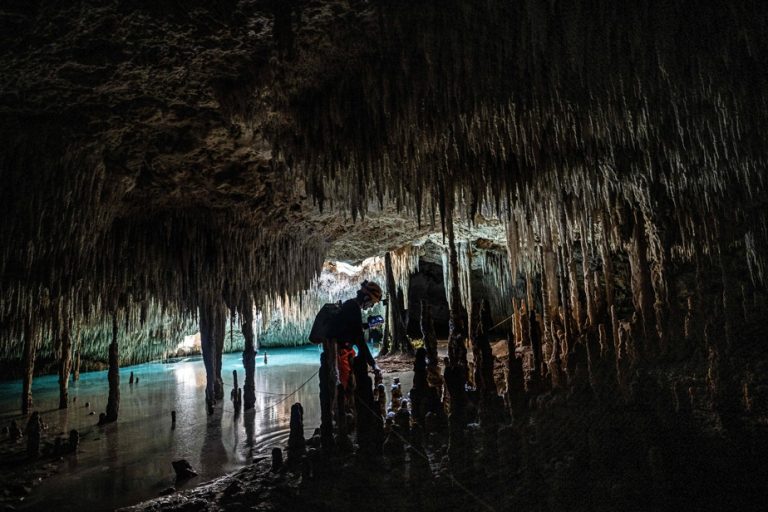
[353,355,382,456]
[410,347,428,425]
[420,301,441,387]
[26,411,42,458]
[474,300,501,469]
[287,402,305,463]
[240,296,256,411]
[104,312,119,423]
[473,300,499,407]
[506,335,526,419]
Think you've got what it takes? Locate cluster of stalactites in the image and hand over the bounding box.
[0,294,195,365]
[388,245,421,307]
[475,249,515,323]
[0,172,326,362]
[274,0,768,291]
[441,241,473,323]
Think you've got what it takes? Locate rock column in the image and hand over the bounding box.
[240,295,256,410]
[200,302,217,415]
[444,194,468,466]
[21,319,36,415]
[104,312,120,423]
[214,303,226,400]
[384,251,408,354]
[58,323,72,409]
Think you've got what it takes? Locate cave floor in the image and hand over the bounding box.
[0,347,411,511]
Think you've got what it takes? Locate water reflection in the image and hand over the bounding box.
[200,410,227,478]
[244,407,256,457]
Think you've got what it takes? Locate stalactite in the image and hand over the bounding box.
[389,244,421,308]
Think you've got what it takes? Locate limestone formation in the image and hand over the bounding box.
[287,402,306,463]
[25,412,42,458]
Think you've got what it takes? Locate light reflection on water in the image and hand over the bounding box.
[0,346,326,511]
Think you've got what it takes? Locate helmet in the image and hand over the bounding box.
[360,280,383,303]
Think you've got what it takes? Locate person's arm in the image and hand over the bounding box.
[340,300,378,371]
[355,335,378,370]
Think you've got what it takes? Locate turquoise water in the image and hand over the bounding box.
[0,346,325,511]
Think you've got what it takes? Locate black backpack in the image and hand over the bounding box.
[308,301,342,344]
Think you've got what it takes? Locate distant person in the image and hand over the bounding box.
[264,351,268,365]
[332,280,383,389]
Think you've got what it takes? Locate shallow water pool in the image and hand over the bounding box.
[0,347,326,511]
[0,345,410,511]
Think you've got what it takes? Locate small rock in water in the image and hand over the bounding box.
[172,459,197,480]
[84,402,90,408]
[88,411,95,416]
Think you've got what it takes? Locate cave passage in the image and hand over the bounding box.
[2,1,768,511]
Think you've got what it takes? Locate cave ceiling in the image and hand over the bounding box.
[1,0,767,343]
